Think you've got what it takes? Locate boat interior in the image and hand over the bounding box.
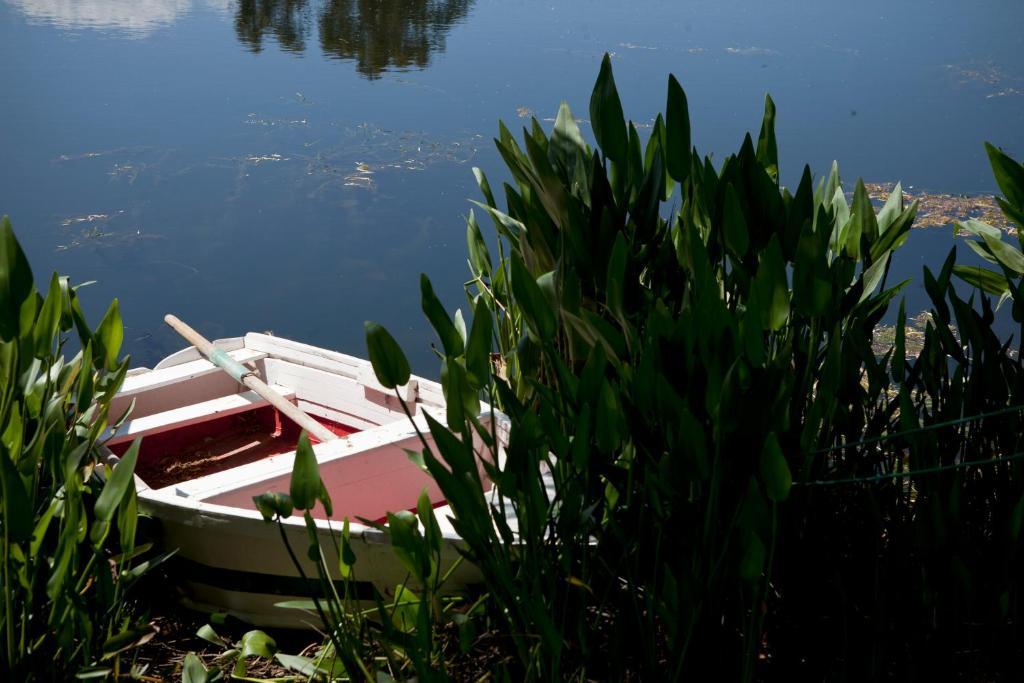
[105,333,496,524]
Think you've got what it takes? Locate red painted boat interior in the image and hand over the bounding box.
[203,429,466,523]
[110,406,360,490]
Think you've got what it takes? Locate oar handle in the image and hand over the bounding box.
[163,314,338,443]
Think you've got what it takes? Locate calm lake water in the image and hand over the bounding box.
[1,0,1022,369]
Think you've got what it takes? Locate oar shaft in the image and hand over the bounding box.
[164,314,338,443]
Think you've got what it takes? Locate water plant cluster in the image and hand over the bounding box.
[4,54,1024,680]
[0,218,164,680]
[350,55,1024,679]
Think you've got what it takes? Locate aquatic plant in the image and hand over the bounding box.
[0,218,163,680]
[362,55,1024,680]
[953,144,1024,312]
[248,55,1024,680]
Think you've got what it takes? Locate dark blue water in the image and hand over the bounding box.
[1,0,1022,369]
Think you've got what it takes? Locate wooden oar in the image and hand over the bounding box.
[163,314,338,444]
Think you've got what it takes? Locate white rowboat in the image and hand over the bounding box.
[108,332,498,629]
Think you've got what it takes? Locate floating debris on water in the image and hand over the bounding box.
[56,225,113,250]
[864,182,1015,234]
[60,151,102,161]
[55,117,483,201]
[56,209,164,251]
[343,161,376,189]
[57,228,164,252]
[873,311,934,357]
[245,113,309,127]
[725,46,779,56]
[987,88,1023,99]
[618,42,659,51]
[54,146,153,164]
[874,311,1016,360]
[297,124,482,192]
[109,162,141,184]
[944,62,1023,99]
[540,116,591,126]
[516,106,535,119]
[61,212,118,227]
[245,154,289,164]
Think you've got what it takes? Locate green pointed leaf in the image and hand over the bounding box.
[420,274,464,356]
[92,438,140,547]
[750,237,789,329]
[869,200,917,262]
[240,630,277,659]
[793,219,832,316]
[551,100,587,165]
[466,210,492,278]
[723,184,750,256]
[100,623,157,660]
[94,298,124,371]
[980,231,1024,274]
[465,298,493,387]
[387,510,427,581]
[0,448,32,543]
[364,321,411,390]
[828,185,851,254]
[756,94,778,183]
[511,256,556,341]
[441,358,479,428]
[0,217,35,341]
[986,142,1024,210]
[454,308,468,345]
[290,432,328,513]
[195,624,223,646]
[589,54,627,164]
[953,265,1010,296]
[876,182,904,232]
[182,653,221,683]
[33,272,62,357]
[958,217,1002,240]
[859,252,891,303]
[665,74,691,182]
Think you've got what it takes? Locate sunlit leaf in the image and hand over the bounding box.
[364,321,411,390]
[986,142,1024,210]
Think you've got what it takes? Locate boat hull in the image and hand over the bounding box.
[142,493,476,629]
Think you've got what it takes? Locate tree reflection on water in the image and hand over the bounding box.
[234,0,474,78]
[234,0,311,53]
